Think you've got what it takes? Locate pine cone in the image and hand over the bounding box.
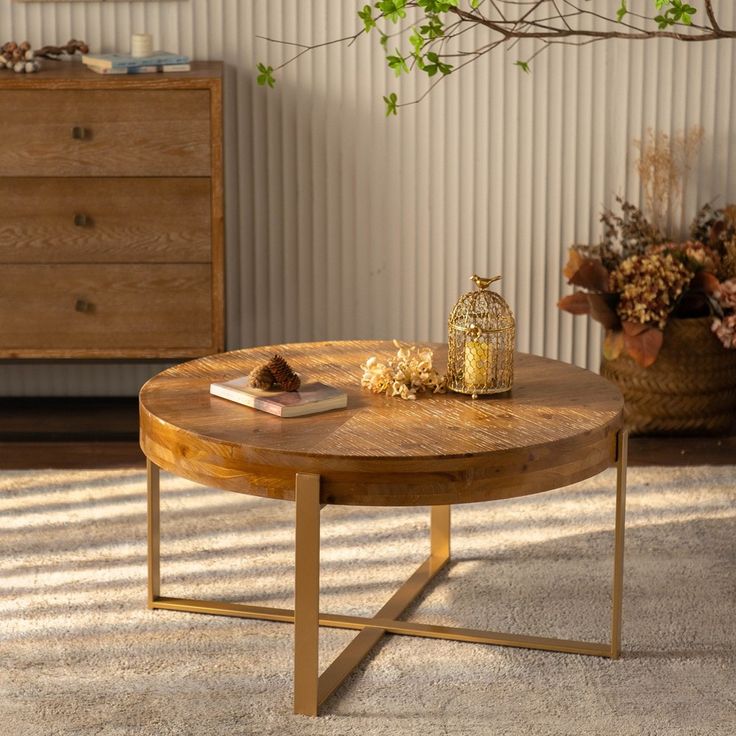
[267,353,301,392]
[249,363,274,390]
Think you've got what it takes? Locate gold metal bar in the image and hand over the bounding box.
[316,552,449,706]
[151,555,447,632]
[610,430,628,659]
[430,505,451,561]
[151,549,448,632]
[147,460,160,607]
[343,618,612,657]
[151,596,295,622]
[293,473,321,717]
[151,592,610,657]
[150,463,621,717]
[317,629,385,705]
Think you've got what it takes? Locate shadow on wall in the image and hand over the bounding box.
[231,63,377,350]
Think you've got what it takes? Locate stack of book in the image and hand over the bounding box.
[82,51,191,75]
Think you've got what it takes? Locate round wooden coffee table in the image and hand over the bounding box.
[140,340,627,717]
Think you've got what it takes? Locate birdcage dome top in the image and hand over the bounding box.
[448,275,515,333]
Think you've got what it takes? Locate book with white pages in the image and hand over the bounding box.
[81,51,190,69]
[85,63,192,75]
[209,377,348,418]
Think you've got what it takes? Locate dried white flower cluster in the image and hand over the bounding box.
[360,341,446,400]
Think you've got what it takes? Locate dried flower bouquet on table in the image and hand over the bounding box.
[559,199,736,367]
[361,341,446,400]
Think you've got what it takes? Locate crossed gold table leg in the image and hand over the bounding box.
[147,431,627,717]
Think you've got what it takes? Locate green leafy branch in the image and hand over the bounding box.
[257,1,735,115]
[653,0,698,29]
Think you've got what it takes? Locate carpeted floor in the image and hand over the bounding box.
[1,466,734,736]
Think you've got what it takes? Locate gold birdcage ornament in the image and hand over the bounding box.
[447,274,515,399]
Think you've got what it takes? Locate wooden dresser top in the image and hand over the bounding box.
[0,60,223,89]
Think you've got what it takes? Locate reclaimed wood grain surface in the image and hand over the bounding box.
[0,89,210,177]
[0,178,211,263]
[0,61,223,89]
[0,61,224,359]
[140,341,624,506]
[0,264,213,358]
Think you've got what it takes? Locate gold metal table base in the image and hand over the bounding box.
[147,431,628,717]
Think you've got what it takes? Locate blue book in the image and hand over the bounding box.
[86,64,193,75]
[82,51,190,70]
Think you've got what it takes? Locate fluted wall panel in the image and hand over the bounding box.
[1,0,734,395]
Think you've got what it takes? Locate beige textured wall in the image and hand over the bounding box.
[1,0,734,394]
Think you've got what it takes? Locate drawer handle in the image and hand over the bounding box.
[75,299,93,314]
[73,213,89,227]
[71,126,89,140]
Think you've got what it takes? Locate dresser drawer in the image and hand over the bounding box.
[0,264,213,357]
[0,178,211,263]
[0,90,210,176]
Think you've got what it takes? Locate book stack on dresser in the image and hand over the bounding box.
[0,61,224,359]
[82,50,191,75]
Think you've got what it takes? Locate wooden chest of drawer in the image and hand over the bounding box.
[0,90,211,177]
[0,265,213,357]
[0,178,211,263]
[0,62,224,360]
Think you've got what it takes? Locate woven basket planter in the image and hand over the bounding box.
[600,317,736,435]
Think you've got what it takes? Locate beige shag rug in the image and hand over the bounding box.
[1,466,734,736]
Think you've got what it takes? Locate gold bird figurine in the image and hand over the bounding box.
[471,274,502,290]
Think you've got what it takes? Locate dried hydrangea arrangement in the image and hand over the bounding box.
[712,278,736,348]
[558,129,736,368]
[558,205,736,368]
[361,341,446,400]
[610,252,692,330]
[559,206,736,367]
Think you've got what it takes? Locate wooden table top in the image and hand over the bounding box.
[139,341,623,506]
